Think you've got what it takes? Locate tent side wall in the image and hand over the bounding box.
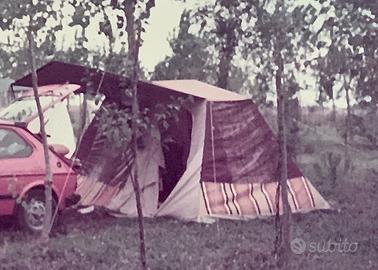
[201,176,330,219]
[199,100,330,219]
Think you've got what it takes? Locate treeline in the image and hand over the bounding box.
[1,1,376,144]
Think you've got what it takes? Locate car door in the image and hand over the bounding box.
[0,126,44,215]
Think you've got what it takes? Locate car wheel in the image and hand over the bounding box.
[17,189,57,233]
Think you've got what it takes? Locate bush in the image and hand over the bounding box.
[313,150,353,188]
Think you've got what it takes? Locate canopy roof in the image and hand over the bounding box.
[13,61,249,103]
[152,80,247,101]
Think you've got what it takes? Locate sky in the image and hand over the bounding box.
[138,1,185,72]
[0,0,351,108]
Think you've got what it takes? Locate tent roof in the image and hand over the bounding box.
[13,61,249,102]
[151,80,248,101]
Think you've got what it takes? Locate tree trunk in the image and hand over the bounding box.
[373,105,378,146]
[217,52,232,89]
[331,97,336,124]
[344,77,351,145]
[125,2,147,269]
[130,59,147,270]
[273,0,291,264]
[27,26,53,240]
[81,93,87,136]
[275,48,291,268]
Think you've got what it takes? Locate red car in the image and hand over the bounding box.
[0,119,79,232]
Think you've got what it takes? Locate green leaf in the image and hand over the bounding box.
[348,35,363,46]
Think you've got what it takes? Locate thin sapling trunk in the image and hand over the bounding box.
[27,25,53,240]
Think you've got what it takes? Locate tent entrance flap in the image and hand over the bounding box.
[159,109,192,203]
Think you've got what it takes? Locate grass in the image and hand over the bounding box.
[0,122,377,269]
[1,190,377,270]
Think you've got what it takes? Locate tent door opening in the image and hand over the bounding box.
[159,109,192,203]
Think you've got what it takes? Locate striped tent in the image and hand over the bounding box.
[13,61,330,222]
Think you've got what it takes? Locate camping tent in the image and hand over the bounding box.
[13,61,330,222]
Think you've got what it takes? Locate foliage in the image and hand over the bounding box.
[312,0,377,107]
[152,10,216,82]
[313,150,353,187]
[192,0,255,90]
[0,0,62,77]
[96,95,193,153]
[302,0,377,143]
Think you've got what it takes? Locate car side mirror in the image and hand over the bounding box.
[49,144,70,156]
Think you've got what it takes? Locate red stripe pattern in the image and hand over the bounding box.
[201,177,316,217]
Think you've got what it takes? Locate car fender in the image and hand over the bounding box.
[19,180,62,208]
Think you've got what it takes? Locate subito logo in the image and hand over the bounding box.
[290,238,306,255]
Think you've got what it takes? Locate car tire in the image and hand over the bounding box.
[17,189,58,233]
